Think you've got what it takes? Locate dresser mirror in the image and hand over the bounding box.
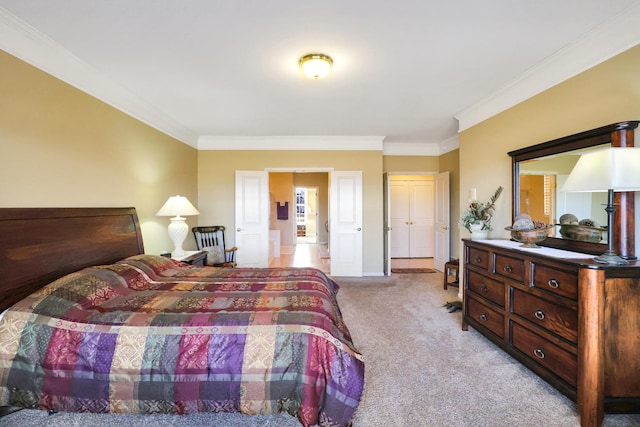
[508,121,638,255]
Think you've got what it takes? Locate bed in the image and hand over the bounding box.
[0,208,364,427]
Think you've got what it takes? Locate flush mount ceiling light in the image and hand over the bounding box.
[299,53,333,79]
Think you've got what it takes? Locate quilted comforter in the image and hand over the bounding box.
[0,255,364,426]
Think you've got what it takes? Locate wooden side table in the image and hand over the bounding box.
[443,259,459,289]
[172,251,208,266]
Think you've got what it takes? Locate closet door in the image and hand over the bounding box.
[390,179,434,258]
[390,181,410,258]
[409,180,434,257]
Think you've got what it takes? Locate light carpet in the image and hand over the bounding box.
[1,272,639,427]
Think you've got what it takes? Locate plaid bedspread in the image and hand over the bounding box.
[0,255,364,426]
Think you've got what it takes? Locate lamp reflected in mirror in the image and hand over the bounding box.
[562,147,640,264]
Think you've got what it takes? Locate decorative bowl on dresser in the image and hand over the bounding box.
[505,225,553,248]
[462,239,640,427]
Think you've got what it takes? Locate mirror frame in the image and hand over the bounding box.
[508,121,638,255]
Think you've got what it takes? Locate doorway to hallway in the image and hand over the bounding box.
[295,186,318,244]
[268,172,330,272]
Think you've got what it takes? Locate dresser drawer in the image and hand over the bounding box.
[467,270,505,307]
[467,246,489,270]
[531,263,578,300]
[512,288,577,343]
[511,322,577,387]
[494,253,526,282]
[467,296,504,339]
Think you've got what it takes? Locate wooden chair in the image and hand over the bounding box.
[192,226,237,267]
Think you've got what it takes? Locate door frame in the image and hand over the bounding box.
[386,171,439,269]
[267,167,336,272]
[434,171,451,272]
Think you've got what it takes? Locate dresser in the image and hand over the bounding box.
[462,239,640,427]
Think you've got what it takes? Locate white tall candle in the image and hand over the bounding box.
[469,188,477,202]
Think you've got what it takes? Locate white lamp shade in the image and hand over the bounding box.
[562,147,640,192]
[156,195,200,217]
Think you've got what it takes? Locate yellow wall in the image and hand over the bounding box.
[0,50,198,255]
[198,150,384,274]
[459,45,640,253]
[383,155,439,172]
[269,172,295,246]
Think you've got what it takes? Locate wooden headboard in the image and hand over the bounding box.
[0,207,144,312]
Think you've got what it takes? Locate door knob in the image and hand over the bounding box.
[355,227,362,231]
[236,228,242,232]
[442,226,449,230]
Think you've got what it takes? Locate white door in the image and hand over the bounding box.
[383,173,391,276]
[330,171,363,276]
[235,170,269,267]
[390,178,434,258]
[410,180,435,257]
[434,171,450,272]
[390,181,411,257]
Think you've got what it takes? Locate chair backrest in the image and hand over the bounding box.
[192,226,227,251]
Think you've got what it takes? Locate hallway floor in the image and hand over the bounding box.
[269,243,331,273]
[269,242,433,274]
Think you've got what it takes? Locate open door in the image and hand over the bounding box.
[434,171,450,272]
[235,170,269,267]
[383,172,391,276]
[329,171,363,276]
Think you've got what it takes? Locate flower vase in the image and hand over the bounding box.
[469,222,489,240]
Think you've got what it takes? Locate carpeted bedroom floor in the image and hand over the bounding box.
[1,271,639,427]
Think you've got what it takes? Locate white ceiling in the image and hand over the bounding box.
[1,1,639,154]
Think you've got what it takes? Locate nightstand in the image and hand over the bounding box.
[172,250,208,266]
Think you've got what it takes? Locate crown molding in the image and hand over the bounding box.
[0,7,198,147]
[438,134,459,155]
[198,135,385,151]
[382,142,440,156]
[455,3,640,133]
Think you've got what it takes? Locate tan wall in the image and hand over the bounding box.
[383,155,439,173]
[198,150,384,274]
[269,172,295,246]
[459,45,640,254]
[0,50,198,255]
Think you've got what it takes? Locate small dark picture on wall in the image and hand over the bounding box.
[277,202,288,220]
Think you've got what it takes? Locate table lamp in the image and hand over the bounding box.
[562,147,640,264]
[156,195,200,257]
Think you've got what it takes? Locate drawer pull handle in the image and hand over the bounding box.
[533,348,545,359]
[480,314,488,321]
[474,256,481,263]
[548,279,559,288]
[480,284,488,293]
[534,310,545,320]
[504,265,513,273]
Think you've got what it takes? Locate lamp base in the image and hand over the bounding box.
[594,251,629,265]
[167,216,189,258]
